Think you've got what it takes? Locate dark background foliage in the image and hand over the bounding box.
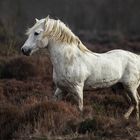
[1,0,140,47]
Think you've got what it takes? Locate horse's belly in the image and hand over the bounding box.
[84,77,120,89]
[84,80,118,89]
[84,60,123,89]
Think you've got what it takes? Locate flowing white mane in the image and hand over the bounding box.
[27,17,90,53]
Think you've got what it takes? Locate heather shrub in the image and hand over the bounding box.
[0,100,80,139]
[22,101,79,135]
[1,56,52,80]
[0,103,21,140]
[10,101,79,139]
[78,118,101,134]
[1,79,52,105]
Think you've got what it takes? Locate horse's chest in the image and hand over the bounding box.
[54,77,77,92]
[53,71,76,89]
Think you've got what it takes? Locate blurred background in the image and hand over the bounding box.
[1,0,140,56]
[1,1,140,140]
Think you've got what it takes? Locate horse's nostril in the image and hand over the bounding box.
[28,49,31,53]
[21,48,24,53]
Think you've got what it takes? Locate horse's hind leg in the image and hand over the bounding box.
[53,88,63,101]
[124,86,139,122]
[124,105,134,120]
[134,90,140,122]
[122,89,134,119]
[123,92,134,119]
[137,93,140,101]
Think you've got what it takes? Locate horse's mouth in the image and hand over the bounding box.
[22,51,31,56]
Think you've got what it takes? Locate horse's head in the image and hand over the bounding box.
[21,18,49,56]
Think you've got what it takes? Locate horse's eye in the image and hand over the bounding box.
[34,32,39,36]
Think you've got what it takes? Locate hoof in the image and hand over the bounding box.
[52,96,57,101]
[124,114,129,120]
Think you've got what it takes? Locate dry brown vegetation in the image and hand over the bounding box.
[1,42,140,140]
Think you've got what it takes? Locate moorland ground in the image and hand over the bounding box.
[1,39,140,140]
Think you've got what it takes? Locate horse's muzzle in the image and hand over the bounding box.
[21,48,31,56]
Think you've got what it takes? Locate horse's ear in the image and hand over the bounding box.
[44,16,49,30]
[35,18,39,22]
[46,15,50,21]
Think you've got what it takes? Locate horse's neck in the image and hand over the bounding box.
[48,41,80,66]
[47,41,99,72]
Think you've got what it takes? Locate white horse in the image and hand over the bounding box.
[21,16,140,123]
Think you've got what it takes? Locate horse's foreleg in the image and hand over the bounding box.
[78,93,83,112]
[73,84,84,112]
[134,90,140,122]
[124,106,134,119]
[53,88,63,101]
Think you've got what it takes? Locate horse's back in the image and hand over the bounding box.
[104,49,140,67]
